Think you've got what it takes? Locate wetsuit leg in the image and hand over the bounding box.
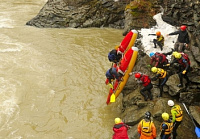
[178,43,184,52]
[183,72,190,86]
[140,87,148,101]
[157,41,163,51]
[172,121,182,139]
[174,42,179,51]
[178,72,183,87]
[141,84,153,101]
[147,83,153,100]
[153,39,157,48]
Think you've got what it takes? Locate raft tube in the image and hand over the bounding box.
[106,47,138,105]
[116,30,138,54]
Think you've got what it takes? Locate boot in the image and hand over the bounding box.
[140,91,148,101]
[149,94,153,100]
[144,95,148,101]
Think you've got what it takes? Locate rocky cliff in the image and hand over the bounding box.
[26,0,200,138]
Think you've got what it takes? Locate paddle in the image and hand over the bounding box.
[182,103,200,138]
[110,89,115,103]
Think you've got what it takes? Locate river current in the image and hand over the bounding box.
[0,0,123,138]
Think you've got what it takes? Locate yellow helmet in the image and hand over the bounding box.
[115,117,122,124]
[172,51,178,56]
[151,67,158,73]
[174,53,182,59]
[162,112,169,121]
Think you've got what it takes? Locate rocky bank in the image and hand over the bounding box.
[26,0,200,138]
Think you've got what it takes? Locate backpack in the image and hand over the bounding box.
[181,53,190,65]
[155,52,166,63]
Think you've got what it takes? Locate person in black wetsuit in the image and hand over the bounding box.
[167,25,189,52]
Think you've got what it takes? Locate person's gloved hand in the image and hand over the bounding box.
[182,70,186,74]
[108,83,113,89]
[147,64,151,68]
[165,64,170,66]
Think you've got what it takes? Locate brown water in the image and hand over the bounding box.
[0,0,125,139]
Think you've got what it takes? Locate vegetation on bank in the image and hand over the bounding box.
[125,0,156,17]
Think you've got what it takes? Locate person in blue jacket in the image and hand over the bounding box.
[160,112,173,139]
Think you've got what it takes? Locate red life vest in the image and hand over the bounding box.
[155,52,167,63]
[178,53,190,67]
[113,123,129,139]
[140,75,151,87]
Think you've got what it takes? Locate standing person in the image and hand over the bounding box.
[167,25,189,52]
[129,72,153,101]
[166,51,191,87]
[137,111,157,139]
[112,117,129,139]
[160,112,173,139]
[149,31,164,51]
[168,100,183,139]
[151,67,169,97]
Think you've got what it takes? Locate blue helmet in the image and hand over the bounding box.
[149,52,155,57]
[108,49,117,62]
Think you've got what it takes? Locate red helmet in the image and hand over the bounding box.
[180,25,187,31]
[135,73,141,78]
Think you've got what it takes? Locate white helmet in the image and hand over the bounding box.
[168,100,174,106]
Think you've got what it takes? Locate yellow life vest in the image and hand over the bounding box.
[172,105,183,121]
[157,68,166,78]
[141,119,153,136]
[160,121,173,135]
[157,35,164,45]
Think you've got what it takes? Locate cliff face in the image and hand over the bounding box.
[26,0,126,29]
[26,0,200,138]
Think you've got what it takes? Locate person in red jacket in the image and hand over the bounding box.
[166,51,191,87]
[129,72,153,101]
[148,51,173,69]
[113,117,129,139]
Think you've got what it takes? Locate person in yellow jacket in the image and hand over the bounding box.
[160,112,173,139]
[137,111,157,139]
[149,31,164,51]
[168,100,183,139]
[151,67,169,97]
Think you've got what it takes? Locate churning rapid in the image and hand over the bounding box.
[0,0,124,138]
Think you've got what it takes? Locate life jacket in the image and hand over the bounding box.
[160,121,173,135]
[157,68,167,78]
[141,119,153,137]
[140,75,151,87]
[178,53,190,67]
[155,52,167,63]
[157,35,164,45]
[172,105,183,121]
[106,68,114,79]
